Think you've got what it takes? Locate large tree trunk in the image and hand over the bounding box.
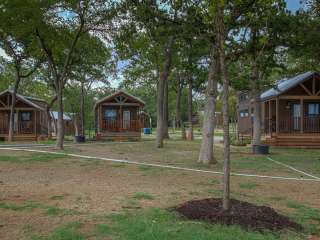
[175,79,182,129]
[46,96,57,139]
[156,36,175,148]
[80,82,85,136]
[198,45,218,164]
[163,78,169,139]
[187,74,194,141]
[56,86,64,150]
[251,60,262,146]
[218,24,231,211]
[8,73,21,142]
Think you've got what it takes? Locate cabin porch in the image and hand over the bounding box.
[0,109,48,141]
[263,97,320,147]
[96,105,143,141]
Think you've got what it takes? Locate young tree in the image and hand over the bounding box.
[207,0,259,210]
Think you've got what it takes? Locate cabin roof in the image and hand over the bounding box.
[0,89,47,111]
[95,90,145,108]
[50,111,72,121]
[260,71,319,101]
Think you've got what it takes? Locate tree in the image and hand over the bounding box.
[34,0,116,149]
[244,0,287,146]
[69,35,113,136]
[116,1,183,148]
[198,44,219,164]
[0,0,43,141]
[206,0,260,210]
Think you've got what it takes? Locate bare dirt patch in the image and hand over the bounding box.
[174,198,302,232]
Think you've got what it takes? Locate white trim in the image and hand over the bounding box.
[0,147,319,182]
[266,156,320,180]
[94,90,145,109]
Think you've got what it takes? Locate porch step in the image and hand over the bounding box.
[265,135,320,148]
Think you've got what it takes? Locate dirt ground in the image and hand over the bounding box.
[0,141,320,239]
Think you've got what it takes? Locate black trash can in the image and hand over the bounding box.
[74,135,86,143]
[252,144,269,155]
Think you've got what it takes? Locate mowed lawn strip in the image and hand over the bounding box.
[29,139,316,178]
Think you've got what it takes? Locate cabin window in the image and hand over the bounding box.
[240,109,249,118]
[21,112,31,121]
[104,110,117,120]
[239,93,248,102]
[307,103,320,116]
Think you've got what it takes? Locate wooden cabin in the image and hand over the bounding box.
[50,111,75,136]
[237,71,320,147]
[0,90,49,141]
[94,91,145,141]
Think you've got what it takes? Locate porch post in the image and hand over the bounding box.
[268,100,271,135]
[300,98,304,133]
[276,97,279,135]
[99,105,102,133]
[120,105,123,132]
[16,109,19,134]
[34,110,37,137]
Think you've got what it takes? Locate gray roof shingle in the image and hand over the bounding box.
[260,71,318,101]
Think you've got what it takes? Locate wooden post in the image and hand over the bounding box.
[268,100,271,136]
[300,98,304,133]
[276,98,279,135]
[120,105,123,132]
[99,105,102,133]
[34,110,37,137]
[313,75,316,95]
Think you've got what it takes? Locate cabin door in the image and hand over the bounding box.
[292,103,300,131]
[123,110,130,130]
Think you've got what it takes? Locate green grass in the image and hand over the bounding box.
[138,165,164,176]
[50,195,65,200]
[0,201,79,216]
[27,207,308,240]
[32,221,85,240]
[132,192,155,200]
[94,223,111,236]
[239,182,259,189]
[285,201,320,235]
[109,208,299,240]
[0,202,41,211]
[45,206,79,216]
[0,153,66,163]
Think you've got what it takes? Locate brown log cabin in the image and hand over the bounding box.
[0,90,49,141]
[237,71,320,147]
[95,91,145,141]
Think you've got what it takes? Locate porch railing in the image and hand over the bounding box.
[102,119,141,132]
[18,121,34,134]
[265,116,320,134]
[0,119,8,134]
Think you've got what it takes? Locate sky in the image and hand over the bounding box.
[286,0,301,12]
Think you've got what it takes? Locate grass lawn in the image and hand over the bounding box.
[0,139,319,240]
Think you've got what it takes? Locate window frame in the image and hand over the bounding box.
[20,111,32,122]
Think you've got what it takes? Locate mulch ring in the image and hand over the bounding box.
[173,198,303,232]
